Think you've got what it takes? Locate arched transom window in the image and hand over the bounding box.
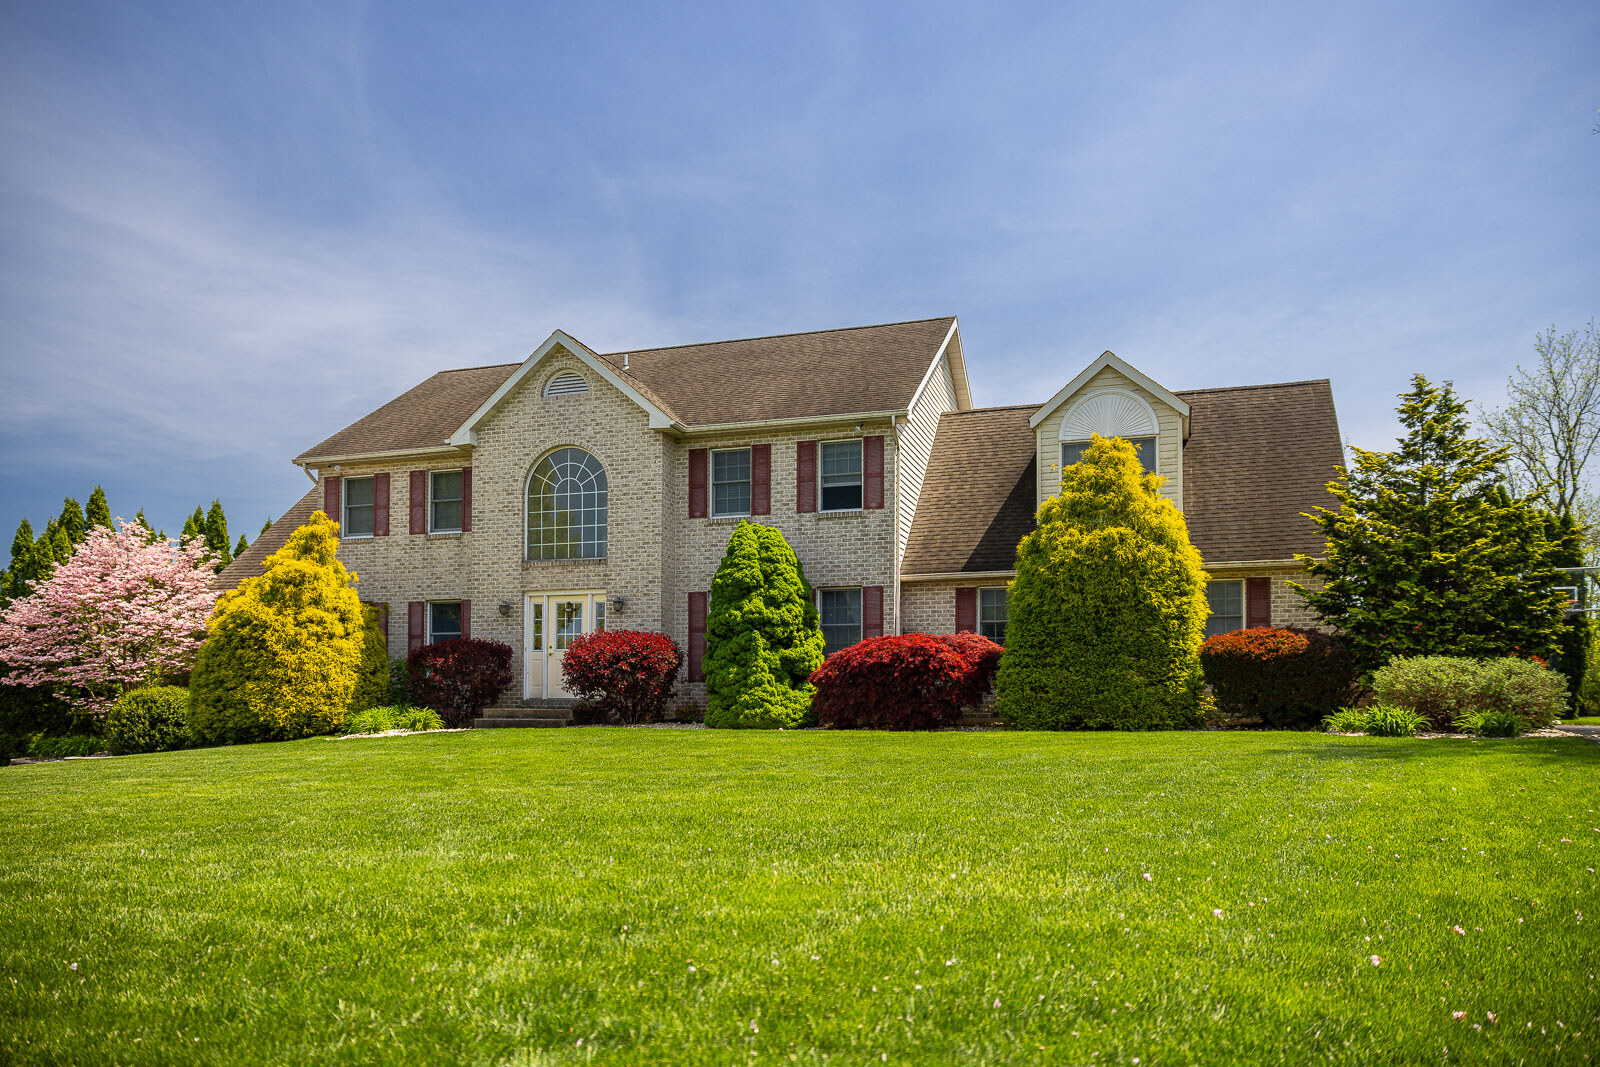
[527,448,608,559]
[1059,388,1159,472]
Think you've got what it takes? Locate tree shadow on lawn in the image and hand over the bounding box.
[1267,736,1600,765]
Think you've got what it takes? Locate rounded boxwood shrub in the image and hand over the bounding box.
[104,686,191,755]
[561,630,683,724]
[1372,654,1566,731]
[994,435,1208,730]
[1199,626,1361,729]
[704,522,826,729]
[811,634,974,730]
[407,638,514,727]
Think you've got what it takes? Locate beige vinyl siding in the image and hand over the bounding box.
[1036,365,1184,510]
[896,355,958,566]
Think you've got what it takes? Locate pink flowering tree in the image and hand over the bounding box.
[0,519,218,715]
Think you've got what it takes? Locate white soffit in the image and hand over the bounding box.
[1029,350,1191,429]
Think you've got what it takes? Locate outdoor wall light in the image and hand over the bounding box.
[611,595,627,611]
[498,599,513,617]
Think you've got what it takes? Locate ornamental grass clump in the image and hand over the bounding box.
[561,630,682,724]
[1199,626,1362,729]
[1362,704,1427,737]
[704,522,826,729]
[189,511,366,744]
[994,434,1208,730]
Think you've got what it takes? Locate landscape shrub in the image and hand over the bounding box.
[0,665,80,763]
[1363,704,1426,737]
[189,511,364,743]
[561,630,682,724]
[1456,709,1521,738]
[811,634,973,730]
[1322,707,1368,734]
[704,521,826,729]
[349,606,390,714]
[935,632,1004,708]
[342,704,445,735]
[104,686,191,755]
[1372,655,1566,731]
[994,435,1208,730]
[1199,626,1362,729]
[25,733,106,758]
[407,638,514,727]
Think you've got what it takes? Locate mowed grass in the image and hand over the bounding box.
[2,731,1598,1065]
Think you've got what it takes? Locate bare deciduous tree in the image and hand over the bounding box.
[1480,320,1600,522]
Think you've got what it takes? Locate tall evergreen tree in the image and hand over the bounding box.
[203,499,231,570]
[85,486,112,531]
[260,517,273,536]
[180,506,205,544]
[1295,375,1569,673]
[43,519,73,564]
[0,519,36,607]
[57,497,86,547]
[234,533,249,559]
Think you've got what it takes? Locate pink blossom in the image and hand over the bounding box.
[0,520,217,714]
[1369,955,1381,966]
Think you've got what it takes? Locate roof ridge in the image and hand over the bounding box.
[428,361,522,376]
[1177,378,1330,396]
[941,403,1039,416]
[598,316,956,358]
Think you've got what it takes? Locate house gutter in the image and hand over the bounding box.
[900,569,1016,583]
[294,444,473,468]
[672,409,907,438]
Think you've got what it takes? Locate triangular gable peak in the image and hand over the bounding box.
[448,330,682,446]
[1029,351,1190,430]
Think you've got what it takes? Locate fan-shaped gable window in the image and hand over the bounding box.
[543,371,589,397]
[1059,388,1160,473]
[527,448,608,559]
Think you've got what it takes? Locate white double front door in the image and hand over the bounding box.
[524,591,606,700]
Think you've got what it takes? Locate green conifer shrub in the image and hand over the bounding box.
[350,605,391,713]
[105,686,191,755]
[85,486,112,531]
[994,434,1209,730]
[189,511,365,743]
[203,499,231,570]
[56,497,86,547]
[234,533,249,559]
[703,521,826,729]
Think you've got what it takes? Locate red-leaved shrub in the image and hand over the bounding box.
[810,634,978,730]
[407,638,514,727]
[1199,626,1361,728]
[561,630,683,724]
[936,632,1004,707]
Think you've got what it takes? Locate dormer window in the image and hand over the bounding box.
[1058,388,1160,474]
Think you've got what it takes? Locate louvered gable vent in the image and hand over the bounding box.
[544,372,588,397]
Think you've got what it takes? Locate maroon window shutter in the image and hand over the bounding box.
[410,471,427,534]
[751,444,771,515]
[688,592,707,683]
[796,440,817,513]
[373,473,390,536]
[377,603,390,638]
[955,587,977,633]
[324,476,341,530]
[689,449,708,518]
[460,600,471,640]
[1245,577,1272,628]
[864,435,885,509]
[408,601,425,653]
[863,586,884,638]
[461,467,472,532]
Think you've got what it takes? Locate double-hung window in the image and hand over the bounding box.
[431,470,463,533]
[1204,580,1244,638]
[343,476,375,537]
[978,587,1009,645]
[712,448,751,517]
[428,601,463,643]
[820,439,863,511]
[1061,436,1156,473]
[820,588,862,655]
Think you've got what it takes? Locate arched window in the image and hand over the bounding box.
[527,448,608,559]
[543,371,588,397]
[1059,388,1160,473]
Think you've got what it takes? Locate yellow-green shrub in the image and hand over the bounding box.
[994,434,1209,730]
[189,511,365,743]
[350,605,390,713]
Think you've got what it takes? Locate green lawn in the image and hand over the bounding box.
[3,731,1597,1065]
[1561,716,1600,726]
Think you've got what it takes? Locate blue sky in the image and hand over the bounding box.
[1,1,1596,543]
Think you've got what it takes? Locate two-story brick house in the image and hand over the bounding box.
[220,316,1344,707]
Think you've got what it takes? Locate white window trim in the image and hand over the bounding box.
[819,586,864,652]
[1205,579,1245,636]
[429,468,464,534]
[341,475,375,539]
[426,600,464,644]
[818,437,865,514]
[710,446,753,519]
[978,586,1008,642]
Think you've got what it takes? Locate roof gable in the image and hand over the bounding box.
[1029,351,1191,430]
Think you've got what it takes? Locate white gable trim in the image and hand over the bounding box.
[907,318,972,413]
[1029,350,1190,429]
[448,330,680,446]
